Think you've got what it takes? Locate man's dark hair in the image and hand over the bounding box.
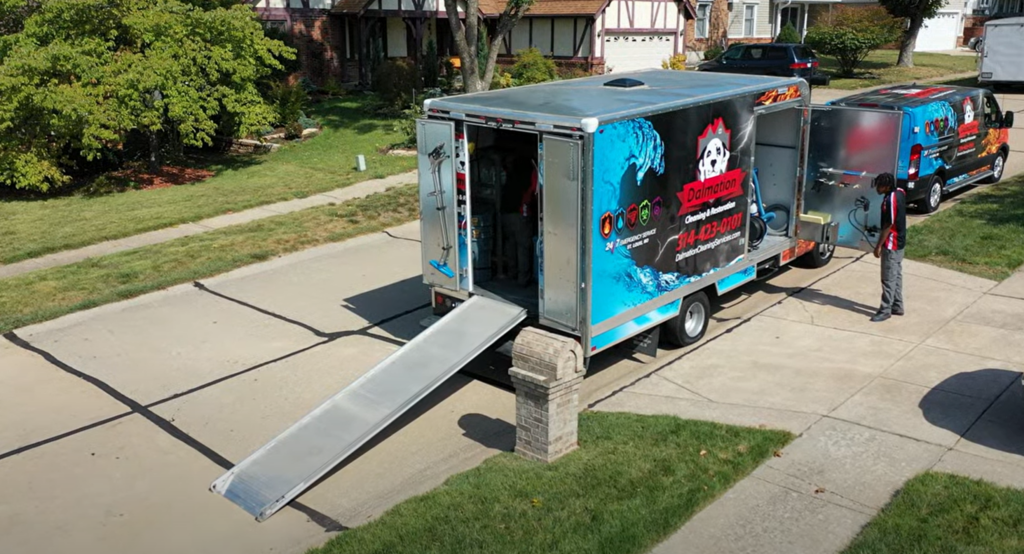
[874,172,896,191]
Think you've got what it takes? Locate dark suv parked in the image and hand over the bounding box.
[697,43,831,85]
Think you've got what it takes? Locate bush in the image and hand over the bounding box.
[285,121,304,140]
[491,71,515,89]
[373,59,420,115]
[392,105,423,149]
[661,54,687,70]
[298,76,318,94]
[805,5,902,76]
[510,48,558,85]
[423,39,440,89]
[267,81,308,127]
[776,22,801,43]
[704,46,724,61]
[297,113,319,130]
[320,78,346,98]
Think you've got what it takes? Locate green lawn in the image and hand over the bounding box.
[906,175,1024,281]
[309,412,792,554]
[0,96,416,265]
[0,185,419,333]
[843,472,1024,554]
[821,51,978,90]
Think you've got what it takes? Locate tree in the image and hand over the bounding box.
[0,0,293,191]
[443,0,535,92]
[879,0,945,67]
[706,0,729,54]
[805,6,902,77]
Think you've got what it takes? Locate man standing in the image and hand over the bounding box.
[500,155,538,286]
[872,172,905,322]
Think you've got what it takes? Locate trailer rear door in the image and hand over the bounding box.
[417,120,461,290]
[801,106,904,252]
[539,135,582,332]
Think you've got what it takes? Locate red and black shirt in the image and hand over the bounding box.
[880,189,907,250]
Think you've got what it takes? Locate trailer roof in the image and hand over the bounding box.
[985,16,1024,25]
[424,70,805,129]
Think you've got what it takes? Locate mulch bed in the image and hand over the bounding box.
[112,166,215,190]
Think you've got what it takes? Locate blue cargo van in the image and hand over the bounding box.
[828,85,1014,212]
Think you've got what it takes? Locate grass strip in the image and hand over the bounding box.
[310,412,792,554]
[821,51,977,91]
[844,472,1024,554]
[0,96,416,264]
[906,175,1024,281]
[0,185,419,333]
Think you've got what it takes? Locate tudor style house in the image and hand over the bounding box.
[253,0,696,83]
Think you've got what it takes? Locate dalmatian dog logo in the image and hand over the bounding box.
[963,98,975,125]
[697,120,732,182]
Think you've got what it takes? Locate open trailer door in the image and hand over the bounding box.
[417,120,464,290]
[800,106,904,252]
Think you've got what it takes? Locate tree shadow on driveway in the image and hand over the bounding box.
[921,369,1024,459]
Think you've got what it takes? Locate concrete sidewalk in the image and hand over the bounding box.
[0,171,417,280]
[597,262,1024,554]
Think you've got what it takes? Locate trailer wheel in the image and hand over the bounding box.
[795,242,835,269]
[663,291,711,347]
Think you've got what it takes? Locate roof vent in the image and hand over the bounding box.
[604,78,645,88]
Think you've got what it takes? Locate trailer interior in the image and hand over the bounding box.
[752,106,802,254]
[466,124,542,313]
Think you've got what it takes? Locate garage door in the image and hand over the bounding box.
[603,33,675,74]
[915,11,961,52]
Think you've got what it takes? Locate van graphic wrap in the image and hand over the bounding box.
[591,97,753,326]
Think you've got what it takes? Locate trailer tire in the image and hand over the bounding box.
[663,291,711,347]
[795,242,835,269]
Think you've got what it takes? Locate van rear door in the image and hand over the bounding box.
[800,105,904,252]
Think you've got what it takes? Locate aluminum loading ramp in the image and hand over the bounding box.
[211,296,527,521]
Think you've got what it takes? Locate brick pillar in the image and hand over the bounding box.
[509,327,586,463]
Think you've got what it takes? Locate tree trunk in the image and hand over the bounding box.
[444,0,485,92]
[708,0,729,50]
[148,130,160,174]
[897,15,922,68]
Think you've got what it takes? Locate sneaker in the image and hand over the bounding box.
[871,311,891,323]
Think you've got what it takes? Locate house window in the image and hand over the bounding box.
[696,3,710,39]
[264,20,288,33]
[743,4,756,37]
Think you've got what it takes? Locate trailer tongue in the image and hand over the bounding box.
[210,296,526,521]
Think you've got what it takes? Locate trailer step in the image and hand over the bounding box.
[211,295,527,521]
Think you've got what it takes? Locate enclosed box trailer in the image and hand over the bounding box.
[210,70,909,523]
[419,70,903,357]
[979,17,1024,85]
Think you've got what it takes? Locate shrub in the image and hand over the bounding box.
[392,105,423,149]
[661,54,687,70]
[704,46,724,61]
[267,81,308,127]
[775,22,801,44]
[298,76,318,94]
[805,6,902,77]
[372,59,420,115]
[423,39,440,89]
[285,121,304,140]
[297,113,319,130]
[491,71,515,89]
[320,78,346,98]
[510,48,557,85]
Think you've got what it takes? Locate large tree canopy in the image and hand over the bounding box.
[879,0,946,67]
[0,0,293,192]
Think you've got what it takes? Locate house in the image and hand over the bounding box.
[252,0,696,83]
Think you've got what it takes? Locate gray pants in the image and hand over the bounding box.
[880,248,904,315]
[501,213,532,285]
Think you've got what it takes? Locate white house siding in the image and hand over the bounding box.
[374,0,466,12]
[727,0,773,38]
[386,17,408,57]
[511,17,593,57]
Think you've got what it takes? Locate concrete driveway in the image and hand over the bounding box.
[1,86,1022,554]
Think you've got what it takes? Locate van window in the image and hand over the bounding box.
[722,45,744,60]
[984,94,1001,126]
[767,47,789,60]
[794,46,816,59]
[744,46,767,60]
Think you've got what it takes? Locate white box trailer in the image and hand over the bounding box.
[979,16,1024,85]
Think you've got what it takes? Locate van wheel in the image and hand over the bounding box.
[920,175,943,214]
[795,242,835,269]
[662,291,711,347]
[984,152,1006,184]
